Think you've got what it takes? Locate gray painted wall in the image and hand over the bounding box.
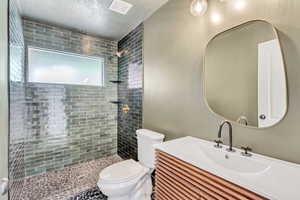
[143,0,300,164]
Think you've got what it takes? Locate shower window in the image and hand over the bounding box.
[27,47,104,86]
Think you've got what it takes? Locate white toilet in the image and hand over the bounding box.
[97,129,165,200]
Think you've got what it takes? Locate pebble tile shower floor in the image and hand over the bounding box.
[68,187,106,200]
[12,155,122,200]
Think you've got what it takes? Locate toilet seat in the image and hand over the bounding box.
[99,159,147,184]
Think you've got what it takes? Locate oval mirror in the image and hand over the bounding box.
[204,20,287,128]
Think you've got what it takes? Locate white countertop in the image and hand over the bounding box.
[154,136,300,200]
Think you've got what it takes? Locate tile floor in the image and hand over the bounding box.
[12,155,123,200]
[68,187,106,200]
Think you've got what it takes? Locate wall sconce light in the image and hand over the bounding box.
[190,0,208,17]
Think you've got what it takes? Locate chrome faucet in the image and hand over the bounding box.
[218,121,235,152]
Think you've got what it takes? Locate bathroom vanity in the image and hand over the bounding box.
[154,137,300,200]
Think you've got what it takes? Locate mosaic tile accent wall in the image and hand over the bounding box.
[117,24,144,160]
[9,0,26,199]
[21,19,118,177]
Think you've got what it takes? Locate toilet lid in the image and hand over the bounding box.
[99,159,145,183]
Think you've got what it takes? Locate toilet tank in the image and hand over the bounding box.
[137,129,165,169]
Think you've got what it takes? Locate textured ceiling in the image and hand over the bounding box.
[18,0,168,40]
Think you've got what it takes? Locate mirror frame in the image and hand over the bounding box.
[203,20,288,129]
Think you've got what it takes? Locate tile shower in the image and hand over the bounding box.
[9,0,26,200]
[8,0,144,199]
[117,24,144,161]
[22,18,118,176]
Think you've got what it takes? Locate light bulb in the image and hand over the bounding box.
[211,12,222,24]
[190,0,208,17]
[234,0,246,10]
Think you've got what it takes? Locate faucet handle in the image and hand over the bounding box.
[214,139,223,148]
[241,146,252,156]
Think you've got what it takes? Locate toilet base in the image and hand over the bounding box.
[107,195,151,200]
[130,174,152,200]
[107,196,130,200]
[107,195,150,200]
[103,172,152,200]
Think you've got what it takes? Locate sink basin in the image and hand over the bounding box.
[154,136,300,200]
[202,146,271,174]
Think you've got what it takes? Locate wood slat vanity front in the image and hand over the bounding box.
[155,151,269,200]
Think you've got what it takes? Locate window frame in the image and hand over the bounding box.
[26,46,105,87]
